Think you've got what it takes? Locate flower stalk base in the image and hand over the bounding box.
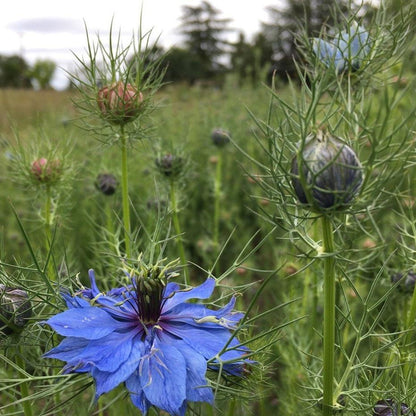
[120,129,132,259]
[321,215,336,415]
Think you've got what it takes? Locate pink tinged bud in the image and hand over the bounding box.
[31,158,62,184]
[97,81,144,125]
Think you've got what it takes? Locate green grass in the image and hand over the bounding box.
[0,75,415,415]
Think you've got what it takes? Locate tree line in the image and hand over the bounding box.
[0,55,56,89]
[1,0,381,90]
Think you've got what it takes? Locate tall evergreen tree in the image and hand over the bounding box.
[230,32,273,86]
[180,1,232,79]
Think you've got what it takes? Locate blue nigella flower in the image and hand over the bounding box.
[43,267,250,415]
[313,22,371,73]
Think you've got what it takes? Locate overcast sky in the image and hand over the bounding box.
[1,0,281,89]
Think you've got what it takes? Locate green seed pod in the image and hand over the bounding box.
[0,285,32,335]
[291,131,363,212]
[155,153,184,178]
[211,128,230,147]
[391,271,416,294]
[95,173,118,196]
[373,399,415,416]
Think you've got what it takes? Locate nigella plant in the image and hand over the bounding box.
[155,152,188,283]
[242,4,416,414]
[9,134,73,283]
[70,21,166,260]
[313,21,371,73]
[43,261,251,415]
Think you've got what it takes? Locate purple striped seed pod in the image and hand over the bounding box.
[291,131,363,212]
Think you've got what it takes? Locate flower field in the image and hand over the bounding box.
[0,8,416,416]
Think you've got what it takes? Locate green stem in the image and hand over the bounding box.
[16,346,33,416]
[206,402,215,416]
[321,215,336,415]
[120,128,132,259]
[105,201,115,237]
[402,281,416,378]
[170,178,188,284]
[213,153,222,251]
[405,283,416,342]
[226,398,236,416]
[44,184,55,282]
[304,220,319,339]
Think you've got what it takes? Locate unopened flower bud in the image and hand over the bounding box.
[31,158,62,184]
[95,173,118,196]
[373,399,415,416]
[291,131,363,212]
[209,155,219,165]
[0,285,32,335]
[211,128,230,147]
[97,81,143,125]
[155,153,184,178]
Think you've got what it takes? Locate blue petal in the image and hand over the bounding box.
[140,336,187,415]
[43,337,96,374]
[61,292,90,309]
[90,292,138,320]
[125,372,151,414]
[65,330,139,373]
[43,337,89,362]
[163,322,249,377]
[163,282,180,299]
[316,38,347,72]
[89,331,137,372]
[163,297,244,329]
[162,278,216,313]
[45,307,125,339]
[159,333,214,404]
[88,269,100,295]
[163,322,235,359]
[93,334,144,397]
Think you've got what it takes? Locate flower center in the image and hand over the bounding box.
[134,265,166,325]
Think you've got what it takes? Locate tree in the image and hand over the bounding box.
[179,1,232,80]
[30,59,56,89]
[0,55,32,88]
[230,32,274,86]
[164,47,206,84]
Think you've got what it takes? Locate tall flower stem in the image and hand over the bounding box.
[120,127,132,259]
[44,184,54,282]
[321,215,336,415]
[403,282,416,379]
[213,152,222,252]
[16,346,33,416]
[170,178,188,284]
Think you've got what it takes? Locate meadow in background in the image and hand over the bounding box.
[0,2,416,415]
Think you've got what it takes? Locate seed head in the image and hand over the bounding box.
[211,128,231,147]
[373,399,415,416]
[95,173,118,196]
[155,153,184,178]
[291,131,363,212]
[391,271,416,294]
[0,285,32,335]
